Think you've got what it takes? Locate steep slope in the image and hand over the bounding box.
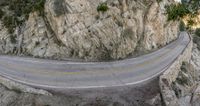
[0,0,179,61]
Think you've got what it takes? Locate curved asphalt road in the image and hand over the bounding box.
[0,32,190,89]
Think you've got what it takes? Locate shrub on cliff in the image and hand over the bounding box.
[166,4,190,21]
[166,0,200,21]
[8,0,45,18]
[0,0,46,34]
[179,21,186,31]
[97,3,109,12]
[195,28,200,37]
[2,16,15,33]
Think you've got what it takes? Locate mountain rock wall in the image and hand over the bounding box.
[0,0,179,61]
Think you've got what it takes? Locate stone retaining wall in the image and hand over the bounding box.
[159,34,193,106]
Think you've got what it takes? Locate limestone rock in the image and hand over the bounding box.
[43,0,179,60]
[0,0,179,60]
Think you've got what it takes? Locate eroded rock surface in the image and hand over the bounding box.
[159,34,200,106]
[0,0,179,61]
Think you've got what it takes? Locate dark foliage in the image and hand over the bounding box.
[195,28,200,37]
[0,0,45,34]
[166,4,190,21]
[97,3,109,12]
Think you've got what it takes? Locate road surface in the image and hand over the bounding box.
[0,32,190,89]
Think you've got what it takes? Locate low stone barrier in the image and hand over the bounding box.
[159,34,193,106]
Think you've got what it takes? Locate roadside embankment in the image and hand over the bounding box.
[159,34,193,106]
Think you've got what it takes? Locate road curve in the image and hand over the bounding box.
[0,32,190,89]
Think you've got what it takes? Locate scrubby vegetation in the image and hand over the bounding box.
[195,28,200,37]
[97,3,109,12]
[8,0,45,18]
[0,0,45,34]
[166,4,189,21]
[166,0,200,29]
[179,21,186,31]
[2,16,16,34]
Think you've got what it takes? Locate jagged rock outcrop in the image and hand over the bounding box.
[21,12,69,58]
[159,34,200,106]
[160,61,199,106]
[159,34,193,106]
[44,0,179,60]
[143,1,179,50]
[0,1,200,106]
[0,0,179,60]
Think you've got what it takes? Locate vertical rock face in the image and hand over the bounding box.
[42,0,179,60]
[143,1,179,50]
[21,12,69,58]
[0,0,179,60]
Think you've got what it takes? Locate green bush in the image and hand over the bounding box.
[166,0,200,30]
[176,76,189,86]
[195,28,200,37]
[166,4,190,21]
[33,0,46,16]
[2,16,15,33]
[187,19,195,27]
[97,3,109,12]
[179,21,186,31]
[0,0,46,34]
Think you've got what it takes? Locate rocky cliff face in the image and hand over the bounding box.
[159,34,200,106]
[0,0,179,60]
